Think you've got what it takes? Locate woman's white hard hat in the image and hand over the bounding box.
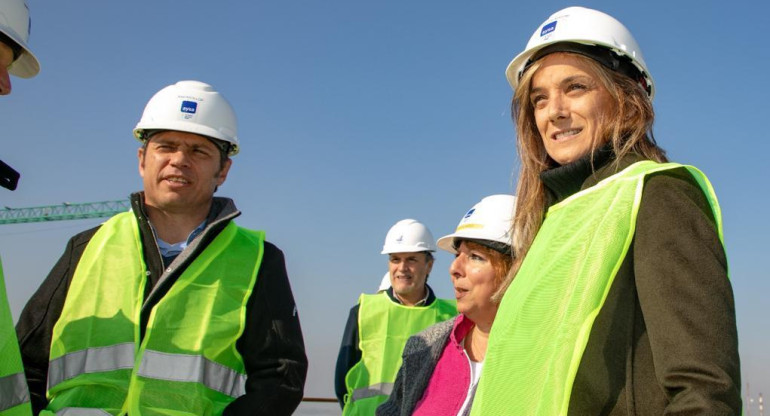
[133,80,240,155]
[0,0,40,78]
[437,194,516,254]
[506,6,654,99]
[381,219,437,254]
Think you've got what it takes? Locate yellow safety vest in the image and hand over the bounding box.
[43,212,264,416]
[343,292,457,416]
[0,258,32,416]
[472,161,724,415]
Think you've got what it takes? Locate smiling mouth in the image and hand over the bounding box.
[553,128,582,141]
[164,176,190,184]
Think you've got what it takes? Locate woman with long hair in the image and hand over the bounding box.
[472,7,741,415]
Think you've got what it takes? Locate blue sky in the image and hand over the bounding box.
[1,0,768,404]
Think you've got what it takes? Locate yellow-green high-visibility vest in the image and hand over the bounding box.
[472,162,724,416]
[342,292,457,416]
[0,258,32,416]
[42,211,264,416]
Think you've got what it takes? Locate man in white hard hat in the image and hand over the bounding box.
[335,219,457,415]
[0,0,39,413]
[0,0,39,96]
[16,80,308,415]
[0,0,40,189]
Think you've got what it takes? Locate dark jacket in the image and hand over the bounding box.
[334,286,439,407]
[542,151,741,415]
[16,192,308,416]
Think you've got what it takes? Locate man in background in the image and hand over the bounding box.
[335,219,456,415]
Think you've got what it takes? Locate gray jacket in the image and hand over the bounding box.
[376,317,457,416]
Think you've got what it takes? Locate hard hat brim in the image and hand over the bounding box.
[134,121,240,156]
[381,246,436,255]
[436,234,458,254]
[1,27,40,78]
[505,39,654,99]
[8,48,40,78]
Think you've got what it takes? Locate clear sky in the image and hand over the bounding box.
[1,0,768,405]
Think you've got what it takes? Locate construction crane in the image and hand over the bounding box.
[0,199,130,225]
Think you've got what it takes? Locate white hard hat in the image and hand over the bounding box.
[133,80,240,155]
[0,0,40,78]
[381,219,437,254]
[437,194,516,254]
[377,272,391,292]
[506,7,654,99]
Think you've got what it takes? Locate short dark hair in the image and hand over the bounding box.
[141,130,230,171]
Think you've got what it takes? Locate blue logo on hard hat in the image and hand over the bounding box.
[541,21,557,37]
[181,101,198,114]
[463,208,476,219]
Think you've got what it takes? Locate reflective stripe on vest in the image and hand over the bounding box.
[342,292,457,416]
[45,212,263,415]
[472,162,723,416]
[47,343,136,391]
[0,258,32,416]
[136,350,246,397]
[50,347,248,399]
[350,382,393,402]
[0,373,30,413]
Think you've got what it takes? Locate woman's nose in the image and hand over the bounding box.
[450,256,464,278]
[548,94,568,122]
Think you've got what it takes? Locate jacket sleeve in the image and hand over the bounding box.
[225,242,308,416]
[15,227,98,415]
[634,169,741,414]
[334,304,361,408]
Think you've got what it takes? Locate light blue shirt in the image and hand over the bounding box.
[155,220,207,259]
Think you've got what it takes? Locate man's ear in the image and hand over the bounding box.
[216,158,233,186]
[138,147,146,178]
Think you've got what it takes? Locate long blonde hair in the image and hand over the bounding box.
[494,52,667,300]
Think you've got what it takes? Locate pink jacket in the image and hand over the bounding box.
[412,314,475,416]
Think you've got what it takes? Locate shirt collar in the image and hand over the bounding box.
[154,220,207,258]
[386,285,434,306]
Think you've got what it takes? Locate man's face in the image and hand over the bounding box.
[0,41,15,95]
[388,251,433,305]
[138,131,231,216]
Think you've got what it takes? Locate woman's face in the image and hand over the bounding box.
[530,53,614,166]
[450,241,500,327]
